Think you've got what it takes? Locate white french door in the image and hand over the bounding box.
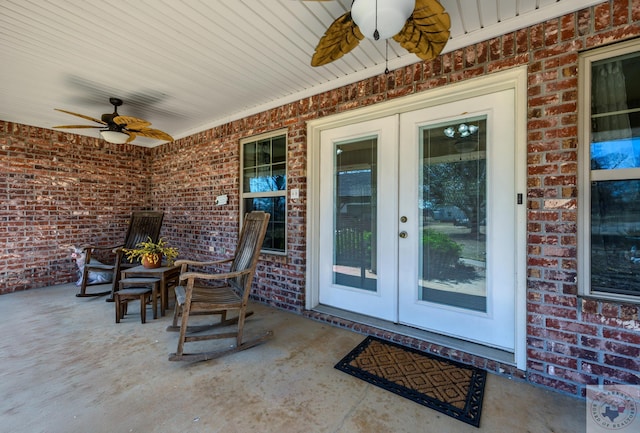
[318,116,398,321]
[397,89,516,350]
[315,81,522,353]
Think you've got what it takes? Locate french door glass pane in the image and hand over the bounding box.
[419,117,487,311]
[333,137,377,291]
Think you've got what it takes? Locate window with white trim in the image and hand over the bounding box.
[578,39,640,302]
[240,130,287,254]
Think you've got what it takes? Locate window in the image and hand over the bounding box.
[579,39,640,302]
[241,130,287,254]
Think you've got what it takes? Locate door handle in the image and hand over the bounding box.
[399,231,408,239]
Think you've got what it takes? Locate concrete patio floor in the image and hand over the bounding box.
[0,284,585,433]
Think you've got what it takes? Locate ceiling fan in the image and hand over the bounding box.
[310,0,451,67]
[53,97,173,144]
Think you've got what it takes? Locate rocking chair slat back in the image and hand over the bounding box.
[124,211,165,250]
[228,212,269,294]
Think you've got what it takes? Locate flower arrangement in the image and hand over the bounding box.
[123,237,179,268]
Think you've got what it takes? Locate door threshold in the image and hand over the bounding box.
[313,304,516,366]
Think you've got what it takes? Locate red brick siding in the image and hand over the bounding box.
[1,1,639,397]
[523,1,640,396]
[0,123,152,293]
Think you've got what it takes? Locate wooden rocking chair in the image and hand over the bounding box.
[76,211,164,298]
[168,211,272,362]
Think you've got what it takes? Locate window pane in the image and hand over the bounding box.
[273,163,286,191]
[590,138,640,170]
[257,139,271,165]
[333,138,377,292]
[243,168,256,193]
[272,136,286,163]
[254,166,272,192]
[244,196,286,252]
[243,142,256,167]
[590,52,640,169]
[591,179,640,296]
[419,118,487,312]
[246,167,285,192]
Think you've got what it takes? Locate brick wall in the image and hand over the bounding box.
[1,1,639,397]
[149,118,308,312]
[522,1,640,395]
[0,122,152,293]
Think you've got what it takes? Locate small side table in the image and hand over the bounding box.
[122,264,181,316]
[118,277,161,321]
[115,288,152,324]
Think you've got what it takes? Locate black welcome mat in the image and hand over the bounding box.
[335,336,487,427]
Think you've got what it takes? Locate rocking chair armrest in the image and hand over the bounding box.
[111,245,126,254]
[82,244,123,253]
[179,268,252,283]
[175,258,233,267]
[176,258,234,275]
[81,244,123,263]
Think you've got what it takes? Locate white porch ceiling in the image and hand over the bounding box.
[1,0,605,147]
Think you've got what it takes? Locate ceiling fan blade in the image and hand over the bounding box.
[55,99,171,143]
[112,115,152,130]
[311,12,364,66]
[54,108,106,125]
[132,128,173,141]
[53,124,104,129]
[393,0,451,62]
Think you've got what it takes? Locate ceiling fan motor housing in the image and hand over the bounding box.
[101,113,118,125]
[101,97,123,127]
[351,0,414,40]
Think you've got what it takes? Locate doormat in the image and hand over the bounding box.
[334,336,487,427]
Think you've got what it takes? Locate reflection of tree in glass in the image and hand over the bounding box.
[421,229,478,282]
[591,150,630,170]
[250,174,286,192]
[424,159,486,235]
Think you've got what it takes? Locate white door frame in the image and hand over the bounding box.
[306,66,528,369]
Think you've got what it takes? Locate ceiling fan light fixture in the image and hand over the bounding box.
[351,0,414,40]
[100,130,129,144]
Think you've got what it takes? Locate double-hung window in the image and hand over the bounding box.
[578,39,640,302]
[240,130,287,254]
